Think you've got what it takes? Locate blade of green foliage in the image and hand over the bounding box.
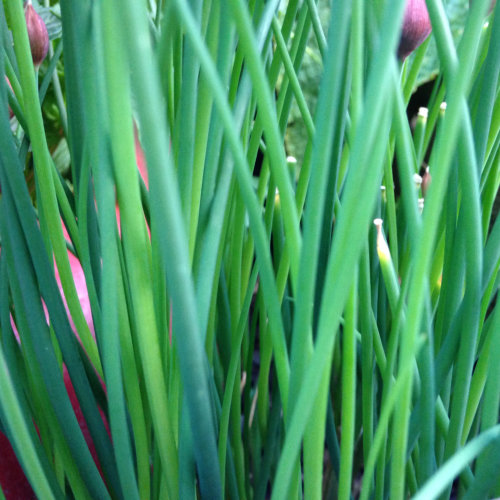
[1,0,499,498]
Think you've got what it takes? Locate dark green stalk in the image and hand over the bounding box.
[472,0,500,169]
[287,0,351,423]
[169,0,291,412]
[271,17,314,139]
[6,0,101,374]
[305,0,326,57]
[465,299,500,498]
[219,266,258,495]
[174,0,202,227]
[112,0,228,496]
[391,0,489,494]
[441,121,483,500]
[188,0,220,258]
[413,426,500,500]
[225,0,302,287]
[100,3,180,498]
[0,171,111,500]
[359,247,374,467]
[272,43,396,492]
[359,336,426,500]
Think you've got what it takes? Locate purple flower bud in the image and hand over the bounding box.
[24,1,49,68]
[397,0,432,60]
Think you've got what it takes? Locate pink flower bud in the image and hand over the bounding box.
[24,1,49,68]
[398,0,432,60]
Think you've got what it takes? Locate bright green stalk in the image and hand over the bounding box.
[430,164,461,352]
[1,28,122,492]
[472,1,500,169]
[169,0,291,412]
[271,23,398,489]
[275,12,311,136]
[461,318,496,443]
[256,290,273,435]
[287,2,351,496]
[480,135,500,234]
[402,36,431,105]
[375,249,410,500]
[303,364,330,500]
[174,0,202,228]
[188,0,220,259]
[359,247,374,468]
[115,277,151,500]
[350,0,364,128]
[80,5,150,496]
[40,0,67,137]
[228,194,247,500]
[416,306,437,485]
[305,0,326,57]
[485,92,500,159]
[467,300,500,498]
[100,3,180,498]
[112,0,227,496]
[218,266,258,495]
[87,22,140,496]
[99,232,139,500]
[191,0,278,344]
[246,0,304,175]
[413,426,500,500]
[427,4,485,496]
[338,278,358,500]
[287,0,351,424]
[0,175,111,499]
[271,17,314,140]
[5,0,101,376]
[483,211,500,292]
[225,0,302,287]
[359,336,425,500]
[178,400,196,500]
[258,6,312,213]
[391,0,489,495]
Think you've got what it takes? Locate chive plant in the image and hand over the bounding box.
[1,0,499,498]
